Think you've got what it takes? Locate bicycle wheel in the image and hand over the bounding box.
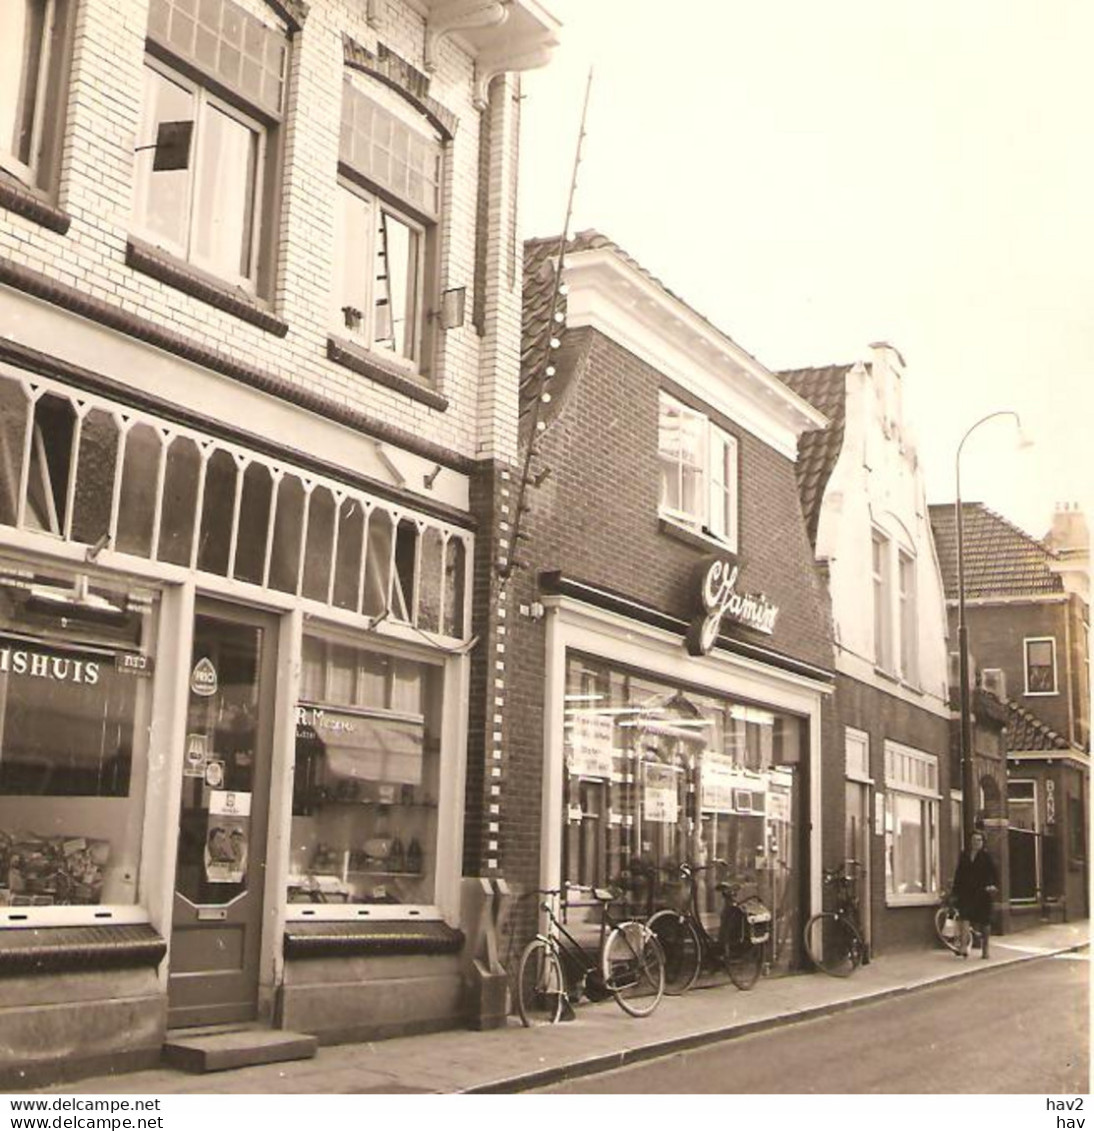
[803,912,864,977]
[601,921,665,1017]
[647,909,701,994]
[723,906,763,990]
[516,937,564,1026]
[934,906,962,954]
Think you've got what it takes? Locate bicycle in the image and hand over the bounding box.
[647,860,771,993]
[802,861,866,977]
[515,887,666,1025]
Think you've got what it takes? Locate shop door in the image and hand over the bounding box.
[168,603,277,1028]
[845,780,871,951]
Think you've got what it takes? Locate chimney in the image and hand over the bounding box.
[869,341,905,436]
[1046,501,1089,555]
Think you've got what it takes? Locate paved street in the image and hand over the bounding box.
[537,953,1090,1093]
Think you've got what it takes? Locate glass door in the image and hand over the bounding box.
[168,602,277,1028]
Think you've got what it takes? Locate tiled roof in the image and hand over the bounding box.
[1004,699,1070,752]
[521,230,770,422]
[927,502,1063,600]
[775,365,852,547]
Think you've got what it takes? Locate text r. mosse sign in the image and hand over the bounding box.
[685,555,779,656]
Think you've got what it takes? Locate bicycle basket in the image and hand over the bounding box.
[740,896,772,944]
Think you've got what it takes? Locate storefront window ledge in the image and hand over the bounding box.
[327,336,449,412]
[873,666,900,685]
[658,515,733,555]
[0,923,166,976]
[284,920,464,959]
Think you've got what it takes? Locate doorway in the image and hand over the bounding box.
[168,601,278,1028]
[845,779,871,952]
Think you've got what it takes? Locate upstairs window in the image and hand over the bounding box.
[0,0,68,190]
[1024,637,1057,695]
[334,80,444,374]
[657,392,738,550]
[898,550,918,685]
[872,531,892,672]
[132,0,287,294]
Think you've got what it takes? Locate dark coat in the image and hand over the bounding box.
[952,846,998,926]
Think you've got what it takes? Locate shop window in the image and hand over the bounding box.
[362,509,394,619]
[332,499,365,613]
[1007,779,1037,832]
[0,378,30,529]
[883,740,940,903]
[442,537,466,639]
[417,528,444,634]
[71,409,120,547]
[0,565,157,917]
[1024,637,1057,695]
[561,653,801,969]
[289,633,443,911]
[0,0,69,191]
[268,473,305,593]
[1068,794,1085,861]
[232,461,273,584]
[333,80,443,376]
[134,0,287,294]
[393,519,418,623]
[657,392,738,550]
[25,393,75,536]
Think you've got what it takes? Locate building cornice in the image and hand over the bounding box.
[942,594,1069,608]
[1007,749,1090,771]
[559,249,828,461]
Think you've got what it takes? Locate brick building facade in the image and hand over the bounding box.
[501,232,835,971]
[0,0,558,1086]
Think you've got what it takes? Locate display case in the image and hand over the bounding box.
[288,632,442,910]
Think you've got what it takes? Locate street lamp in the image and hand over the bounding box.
[955,411,1032,848]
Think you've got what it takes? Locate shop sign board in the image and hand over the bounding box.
[643,763,679,823]
[190,656,218,697]
[685,555,779,656]
[115,651,154,677]
[0,633,104,686]
[700,755,769,815]
[568,712,614,778]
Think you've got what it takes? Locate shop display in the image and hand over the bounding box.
[0,828,110,905]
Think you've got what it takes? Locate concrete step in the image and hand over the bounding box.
[162,1029,318,1074]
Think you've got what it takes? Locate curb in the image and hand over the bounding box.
[463,941,1088,1094]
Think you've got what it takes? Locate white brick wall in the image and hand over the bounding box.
[0,0,528,465]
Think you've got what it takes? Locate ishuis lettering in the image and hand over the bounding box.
[0,645,100,685]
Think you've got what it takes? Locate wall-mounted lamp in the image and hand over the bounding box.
[438,287,466,331]
[423,462,443,489]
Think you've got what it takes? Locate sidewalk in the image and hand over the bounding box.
[29,919,1090,1095]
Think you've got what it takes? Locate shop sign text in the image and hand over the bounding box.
[0,638,100,685]
[190,656,218,697]
[686,556,779,656]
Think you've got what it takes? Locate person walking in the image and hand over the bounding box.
[951,829,998,958]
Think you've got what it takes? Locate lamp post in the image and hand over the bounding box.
[954,410,1028,849]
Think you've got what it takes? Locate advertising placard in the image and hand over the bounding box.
[643,763,679,823]
[568,712,614,778]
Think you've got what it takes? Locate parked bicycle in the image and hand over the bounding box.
[646,860,771,993]
[934,888,985,955]
[515,887,666,1025]
[802,860,865,977]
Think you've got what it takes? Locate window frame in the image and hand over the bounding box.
[1023,636,1058,696]
[132,54,268,294]
[897,548,918,686]
[332,176,428,370]
[657,391,739,552]
[883,739,941,906]
[871,529,892,673]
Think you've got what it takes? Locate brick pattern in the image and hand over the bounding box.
[0,0,523,465]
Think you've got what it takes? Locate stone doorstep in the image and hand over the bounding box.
[162,1030,318,1074]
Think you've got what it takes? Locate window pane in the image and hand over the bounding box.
[268,474,304,594]
[373,211,419,359]
[133,66,195,255]
[332,498,365,612]
[333,186,371,338]
[25,394,75,535]
[301,486,335,602]
[157,435,201,565]
[417,527,443,633]
[678,410,705,523]
[442,536,465,639]
[233,461,273,584]
[0,0,47,167]
[115,424,163,558]
[191,103,258,280]
[392,518,417,622]
[71,409,119,546]
[0,376,29,528]
[658,397,682,514]
[290,636,443,909]
[0,569,157,909]
[362,509,393,618]
[197,449,237,575]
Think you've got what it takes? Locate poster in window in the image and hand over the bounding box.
[700,752,734,812]
[643,763,678,823]
[204,790,250,884]
[1,831,109,905]
[569,712,614,778]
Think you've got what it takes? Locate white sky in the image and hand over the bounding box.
[518,0,1094,540]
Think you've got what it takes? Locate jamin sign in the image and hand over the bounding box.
[685,554,779,656]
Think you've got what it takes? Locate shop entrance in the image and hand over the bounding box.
[168,602,278,1028]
